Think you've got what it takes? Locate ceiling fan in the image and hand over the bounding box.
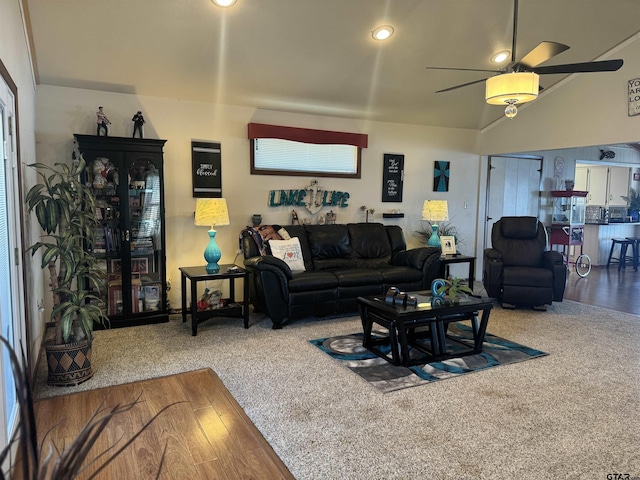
[427,0,624,118]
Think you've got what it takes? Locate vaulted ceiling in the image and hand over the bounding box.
[25,0,640,130]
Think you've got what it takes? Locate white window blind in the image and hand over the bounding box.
[253,138,358,175]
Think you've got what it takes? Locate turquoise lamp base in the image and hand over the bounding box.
[427,224,441,248]
[204,229,221,274]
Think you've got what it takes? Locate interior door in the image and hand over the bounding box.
[485,156,542,249]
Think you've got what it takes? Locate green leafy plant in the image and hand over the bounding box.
[621,188,640,212]
[435,277,473,302]
[25,157,108,346]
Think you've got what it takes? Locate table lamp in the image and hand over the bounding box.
[194,198,230,273]
[421,200,449,248]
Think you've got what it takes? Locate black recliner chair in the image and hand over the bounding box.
[483,216,567,310]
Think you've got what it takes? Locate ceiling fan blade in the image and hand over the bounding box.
[435,77,490,93]
[517,41,570,70]
[426,66,500,74]
[533,59,623,75]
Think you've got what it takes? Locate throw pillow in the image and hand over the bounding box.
[269,237,306,272]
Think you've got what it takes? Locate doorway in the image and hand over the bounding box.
[484,155,543,249]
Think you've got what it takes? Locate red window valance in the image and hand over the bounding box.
[247,123,368,149]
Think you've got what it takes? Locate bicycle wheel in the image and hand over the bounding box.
[575,254,591,277]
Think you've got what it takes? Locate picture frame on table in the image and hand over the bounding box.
[440,236,457,255]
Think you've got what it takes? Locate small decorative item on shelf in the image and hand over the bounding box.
[251,214,262,226]
[360,205,375,223]
[325,210,337,224]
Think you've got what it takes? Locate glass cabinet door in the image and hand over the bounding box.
[127,158,163,313]
[76,133,168,327]
[84,155,123,317]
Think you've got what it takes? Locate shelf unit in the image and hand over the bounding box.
[75,134,168,328]
[548,190,588,266]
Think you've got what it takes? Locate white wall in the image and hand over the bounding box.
[35,85,481,306]
[0,0,39,365]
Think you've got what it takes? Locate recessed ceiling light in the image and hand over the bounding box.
[371,25,394,41]
[211,0,237,7]
[491,50,511,63]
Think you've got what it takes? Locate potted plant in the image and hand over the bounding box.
[433,277,473,304]
[25,155,109,386]
[622,188,640,222]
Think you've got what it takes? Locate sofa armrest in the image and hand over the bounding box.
[392,246,441,288]
[391,246,439,269]
[245,255,293,280]
[483,248,504,299]
[243,255,292,328]
[543,250,567,301]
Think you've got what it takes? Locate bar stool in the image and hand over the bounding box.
[625,237,640,271]
[607,238,637,271]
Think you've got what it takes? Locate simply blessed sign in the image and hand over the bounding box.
[268,179,350,214]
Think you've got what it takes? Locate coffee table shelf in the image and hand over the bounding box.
[358,292,494,367]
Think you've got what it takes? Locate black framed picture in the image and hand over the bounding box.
[192,140,222,198]
[433,161,450,192]
[382,153,404,202]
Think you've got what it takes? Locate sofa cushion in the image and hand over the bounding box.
[503,266,553,287]
[333,268,383,287]
[268,237,306,272]
[306,224,356,270]
[287,270,339,293]
[348,223,392,268]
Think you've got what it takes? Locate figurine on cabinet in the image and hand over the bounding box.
[131,111,145,138]
[96,106,111,136]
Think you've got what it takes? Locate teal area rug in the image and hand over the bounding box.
[310,322,548,393]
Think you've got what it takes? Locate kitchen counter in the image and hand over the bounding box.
[582,223,640,265]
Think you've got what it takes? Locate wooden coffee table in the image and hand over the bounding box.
[357,292,495,367]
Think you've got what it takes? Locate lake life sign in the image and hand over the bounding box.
[268,179,350,214]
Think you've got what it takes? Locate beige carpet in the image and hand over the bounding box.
[34,300,640,480]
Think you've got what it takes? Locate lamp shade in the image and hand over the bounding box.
[194,198,230,228]
[485,72,539,105]
[422,200,449,222]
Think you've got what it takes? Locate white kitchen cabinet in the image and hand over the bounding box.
[574,165,630,206]
[607,166,630,206]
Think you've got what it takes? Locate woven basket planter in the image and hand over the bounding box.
[45,339,93,387]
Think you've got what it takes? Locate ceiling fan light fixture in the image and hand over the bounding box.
[485,72,539,106]
[491,50,511,63]
[371,25,394,41]
[211,0,237,7]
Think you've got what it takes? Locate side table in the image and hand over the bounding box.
[439,254,476,289]
[179,264,249,336]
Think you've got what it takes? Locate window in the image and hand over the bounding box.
[248,123,367,178]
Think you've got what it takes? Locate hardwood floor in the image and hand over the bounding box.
[32,369,294,480]
[563,264,640,316]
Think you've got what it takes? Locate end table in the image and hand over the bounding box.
[179,264,249,336]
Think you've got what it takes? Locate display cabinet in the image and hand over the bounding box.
[75,134,168,327]
[548,190,588,265]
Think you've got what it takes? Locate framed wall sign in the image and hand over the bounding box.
[192,140,222,198]
[433,161,450,192]
[382,153,404,202]
[629,78,640,117]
